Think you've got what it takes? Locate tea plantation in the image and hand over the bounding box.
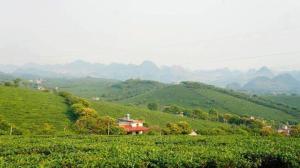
[0,135,299,167]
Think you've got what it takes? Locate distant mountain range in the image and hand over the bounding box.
[1,60,300,94]
[234,74,300,94]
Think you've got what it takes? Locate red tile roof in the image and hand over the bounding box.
[121,125,149,132]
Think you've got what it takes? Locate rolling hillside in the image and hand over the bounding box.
[122,82,299,122]
[44,78,300,123]
[44,77,119,98]
[0,86,71,133]
[45,78,167,101]
[0,85,238,135]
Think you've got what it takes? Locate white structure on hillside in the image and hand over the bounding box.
[118,114,149,135]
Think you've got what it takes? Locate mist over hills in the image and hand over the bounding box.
[240,74,300,94]
[1,60,300,94]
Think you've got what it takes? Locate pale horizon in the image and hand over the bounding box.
[1,0,300,71]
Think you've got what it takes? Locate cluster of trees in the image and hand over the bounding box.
[290,124,300,137]
[160,104,280,135]
[147,122,192,135]
[59,92,124,135]
[1,78,23,87]
[162,121,192,135]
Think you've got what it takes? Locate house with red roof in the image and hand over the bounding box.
[118,114,149,135]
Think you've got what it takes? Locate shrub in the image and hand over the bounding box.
[147,103,158,111]
[260,127,274,136]
[290,124,300,137]
[39,123,55,135]
[163,121,192,135]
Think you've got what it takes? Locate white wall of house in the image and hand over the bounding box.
[131,123,137,127]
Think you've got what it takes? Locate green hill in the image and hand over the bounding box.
[122,82,299,122]
[44,77,119,98]
[0,86,71,133]
[45,78,167,101]
[44,78,300,122]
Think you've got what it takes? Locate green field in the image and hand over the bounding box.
[0,86,71,133]
[0,135,299,167]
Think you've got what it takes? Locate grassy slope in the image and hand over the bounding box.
[91,101,233,132]
[122,85,297,122]
[0,86,71,133]
[264,95,300,109]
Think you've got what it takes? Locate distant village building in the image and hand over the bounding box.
[32,78,46,91]
[178,112,184,117]
[35,79,44,85]
[92,97,100,101]
[250,116,255,120]
[118,114,149,135]
[37,86,46,91]
[277,125,291,136]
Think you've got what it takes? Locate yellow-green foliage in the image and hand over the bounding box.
[60,92,123,135]
[162,121,192,135]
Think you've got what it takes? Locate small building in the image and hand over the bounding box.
[37,85,45,91]
[92,97,100,101]
[118,114,149,135]
[277,125,291,136]
[178,112,184,117]
[250,116,255,120]
[35,79,44,85]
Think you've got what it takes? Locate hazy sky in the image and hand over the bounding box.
[0,0,300,70]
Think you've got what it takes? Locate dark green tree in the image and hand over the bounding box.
[147,103,158,111]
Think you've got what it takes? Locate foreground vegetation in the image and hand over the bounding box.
[0,135,299,167]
